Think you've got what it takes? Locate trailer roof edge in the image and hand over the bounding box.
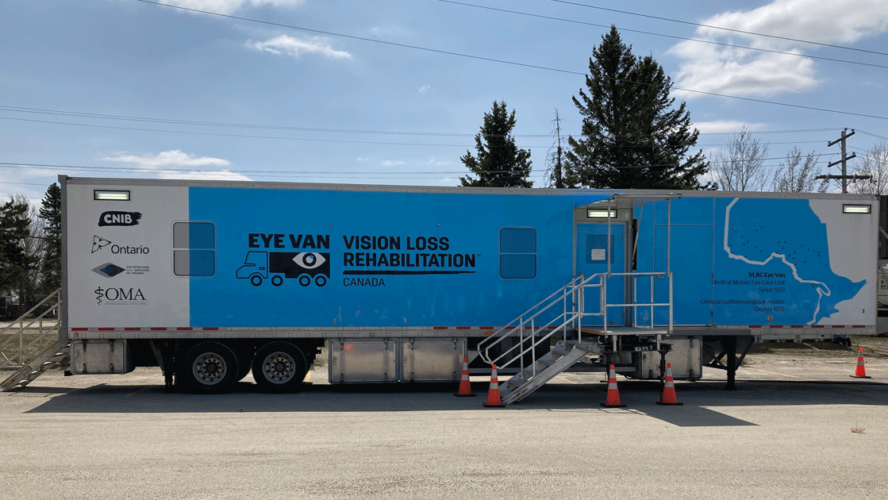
[58,176,879,201]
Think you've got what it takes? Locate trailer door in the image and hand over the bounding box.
[576,223,625,326]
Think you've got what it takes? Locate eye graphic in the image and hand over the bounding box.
[293,252,326,270]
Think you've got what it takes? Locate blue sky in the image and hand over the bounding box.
[2,0,888,203]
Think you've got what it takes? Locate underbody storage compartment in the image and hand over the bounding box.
[636,337,702,380]
[70,339,135,374]
[329,338,464,383]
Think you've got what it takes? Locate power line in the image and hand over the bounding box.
[550,0,888,58]
[0,182,57,187]
[0,115,552,148]
[0,111,840,151]
[858,130,888,141]
[0,154,837,179]
[0,104,505,138]
[435,0,888,70]
[133,0,888,121]
[0,104,841,139]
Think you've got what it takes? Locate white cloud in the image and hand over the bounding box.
[426,158,455,167]
[379,160,405,167]
[246,35,352,60]
[103,150,251,181]
[418,85,431,93]
[693,121,766,135]
[697,0,888,48]
[159,0,303,16]
[104,150,231,169]
[671,0,888,98]
[155,170,252,181]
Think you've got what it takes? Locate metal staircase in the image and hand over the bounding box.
[478,272,672,405]
[498,339,599,405]
[1,289,68,391]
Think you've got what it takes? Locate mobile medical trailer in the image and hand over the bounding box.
[3,176,880,403]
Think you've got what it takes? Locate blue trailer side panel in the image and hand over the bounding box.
[636,198,715,326]
[637,196,868,327]
[186,188,584,328]
[712,197,865,326]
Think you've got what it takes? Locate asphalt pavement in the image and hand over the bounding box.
[1,351,886,499]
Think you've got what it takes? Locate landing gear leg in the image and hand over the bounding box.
[725,336,737,391]
[161,342,178,393]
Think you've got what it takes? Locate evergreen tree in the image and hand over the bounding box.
[460,101,533,188]
[39,183,62,295]
[564,27,712,190]
[0,198,34,298]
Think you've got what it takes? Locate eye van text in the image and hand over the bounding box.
[248,234,330,249]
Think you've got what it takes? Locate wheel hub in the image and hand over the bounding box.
[193,353,227,385]
[263,352,296,383]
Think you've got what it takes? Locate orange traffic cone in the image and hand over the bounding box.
[454,357,476,397]
[483,364,505,407]
[601,364,627,408]
[851,348,871,379]
[656,363,683,405]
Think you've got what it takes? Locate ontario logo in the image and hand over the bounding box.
[92,263,125,278]
[92,235,111,253]
[91,235,149,255]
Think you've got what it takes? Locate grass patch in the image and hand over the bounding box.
[0,332,59,368]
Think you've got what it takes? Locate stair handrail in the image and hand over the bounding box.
[478,274,604,365]
[0,289,61,368]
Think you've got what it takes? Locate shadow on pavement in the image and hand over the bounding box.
[20,377,888,428]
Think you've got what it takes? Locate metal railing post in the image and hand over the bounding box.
[601,275,607,332]
[650,274,654,329]
[531,317,536,377]
[633,275,637,328]
[519,318,525,374]
[669,273,674,334]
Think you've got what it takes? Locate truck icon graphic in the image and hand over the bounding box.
[236,251,330,287]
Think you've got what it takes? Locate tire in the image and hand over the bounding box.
[298,275,311,287]
[271,275,283,287]
[250,275,263,286]
[252,341,308,392]
[315,275,327,287]
[180,342,240,393]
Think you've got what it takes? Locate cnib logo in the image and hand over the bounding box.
[99,211,141,227]
[92,263,125,278]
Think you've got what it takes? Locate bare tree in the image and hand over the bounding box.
[544,109,566,188]
[711,127,769,191]
[771,147,829,193]
[850,141,888,195]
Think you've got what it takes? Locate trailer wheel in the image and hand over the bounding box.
[181,342,239,393]
[250,275,263,287]
[271,275,283,287]
[315,275,327,287]
[252,342,307,392]
[298,275,311,287]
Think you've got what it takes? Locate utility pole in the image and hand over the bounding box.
[819,128,861,193]
[548,109,565,188]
